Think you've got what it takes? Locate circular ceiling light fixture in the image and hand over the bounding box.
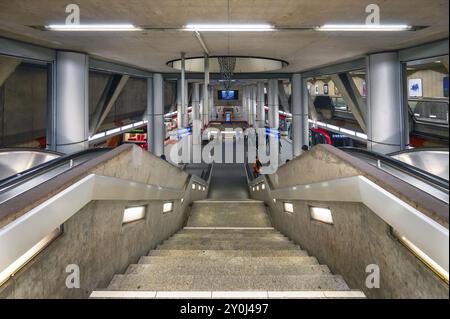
[167,56,289,73]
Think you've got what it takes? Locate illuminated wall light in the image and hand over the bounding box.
[340,128,357,136]
[121,124,134,131]
[261,184,265,190]
[356,132,368,140]
[88,132,106,141]
[180,198,184,204]
[256,186,259,191]
[106,128,121,135]
[326,124,340,131]
[202,186,206,191]
[192,183,196,190]
[310,207,334,225]
[0,227,62,286]
[46,24,143,32]
[273,198,277,203]
[163,202,174,214]
[197,185,202,191]
[392,229,449,283]
[252,187,256,192]
[283,202,294,214]
[122,206,147,224]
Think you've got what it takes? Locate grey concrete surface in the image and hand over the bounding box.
[253,146,449,299]
[187,201,271,227]
[0,1,447,74]
[0,146,207,298]
[208,164,250,200]
[102,198,358,295]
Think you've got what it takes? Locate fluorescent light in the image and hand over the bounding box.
[184,24,274,32]
[46,24,143,32]
[163,202,174,214]
[284,202,294,214]
[106,128,121,135]
[0,228,61,286]
[392,229,448,283]
[122,206,146,224]
[317,24,412,32]
[310,207,334,224]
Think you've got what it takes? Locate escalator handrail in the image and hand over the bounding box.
[0,148,111,190]
[389,148,449,156]
[340,147,449,190]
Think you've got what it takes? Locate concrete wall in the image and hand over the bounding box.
[0,146,207,298]
[89,72,147,132]
[407,66,448,98]
[252,145,449,299]
[0,63,48,147]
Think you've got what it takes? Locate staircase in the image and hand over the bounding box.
[91,200,365,299]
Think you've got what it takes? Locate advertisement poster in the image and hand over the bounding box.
[409,78,423,97]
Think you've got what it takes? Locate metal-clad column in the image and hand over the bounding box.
[291,74,302,156]
[367,52,404,154]
[152,73,165,157]
[251,85,257,127]
[243,86,248,125]
[146,77,154,153]
[203,54,210,127]
[54,51,89,154]
[209,85,214,123]
[192,82,201,146]
[176,80,183,128]
[301,77,310,148]
[256,82,265,128]
[180,53,188,128]
[268,79,279,129]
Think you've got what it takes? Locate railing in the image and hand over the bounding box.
[247,146,449,284]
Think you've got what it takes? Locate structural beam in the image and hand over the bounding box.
[0,37,55,62]
[90,58,153,78]
[331,73,367,132]
[0,56,21,87]
[89,74,129,135]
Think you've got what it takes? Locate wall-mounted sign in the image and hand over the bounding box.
[323,84,329,95]
[444,77,449,98]
[409,78,423,97]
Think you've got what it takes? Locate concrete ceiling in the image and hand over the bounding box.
[0,0,448,73]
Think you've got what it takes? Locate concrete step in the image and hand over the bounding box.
[125,262,330,276]
[187,201,271,227]
[171,232,286,240]
[107,274,350,291]
[164,237,292,246]
[148,249,309,257]
[90,290,366,299]
[138,256,319,266]
[158,241,300,250]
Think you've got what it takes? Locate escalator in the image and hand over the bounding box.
[0,148,111,205]
[0,149,62,180]
[340,147,449,204]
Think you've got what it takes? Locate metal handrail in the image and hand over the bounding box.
[0,148,111,190]
[340,147,449,191]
